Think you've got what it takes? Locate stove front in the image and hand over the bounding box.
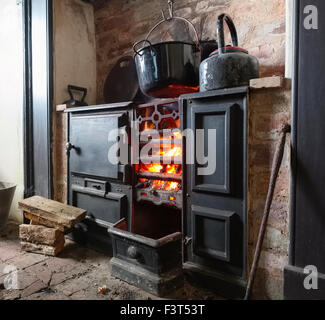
[67,88,248,299]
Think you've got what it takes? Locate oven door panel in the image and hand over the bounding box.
[190,104,234,194]
[71,185,127,228]
[192,205,235,263]
[69,112,127,180]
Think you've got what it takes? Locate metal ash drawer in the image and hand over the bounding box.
[108,219,183,297]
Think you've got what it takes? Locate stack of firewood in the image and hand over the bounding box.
[18,196,86,256]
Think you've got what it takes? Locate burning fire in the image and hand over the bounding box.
[152,180,179,191]
[144,121,156,131]
[173,131,182,139]
[149,85,199,98]
[139,163,182,191]
[139,163,182,176]
[141,164,163,173]
[158,146,182,157]
[138,142,182,190]
[166,164,177,174]
[166,181,179,191]
[139,178,180,191]
[137,105,183,194]
[167,84,200,92]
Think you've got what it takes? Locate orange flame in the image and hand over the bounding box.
[159,146,182,157]
[165,181,179,191]
[169,146,182,157]
[166,164,177,174]
[173,131,182,139]
[140,164,163,173]
[140,163,182,176]
[152,180,179,191]
[138,105,182,193]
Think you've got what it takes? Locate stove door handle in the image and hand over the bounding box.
[127,246,141,261]
[66,142,76,155]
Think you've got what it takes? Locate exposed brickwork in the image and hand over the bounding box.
[247,85,291,299]
[94,0,286,103]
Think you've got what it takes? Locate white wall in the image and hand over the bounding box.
[52,0,97,203]
[53,0,97,106]
[0,0,24,223]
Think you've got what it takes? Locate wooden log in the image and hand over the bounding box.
[19,196,86,229]
[21,237,65,257]
[19,224,64,246]
[24,212,71,233]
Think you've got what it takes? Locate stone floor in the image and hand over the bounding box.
[0,224,222,300]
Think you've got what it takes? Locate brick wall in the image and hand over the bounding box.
[247,80,291,299]
[94,0,286,103]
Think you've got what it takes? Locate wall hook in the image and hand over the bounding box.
[161,0,174,21]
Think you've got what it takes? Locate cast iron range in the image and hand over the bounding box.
[67,2,250,298]
[67,90,248,298]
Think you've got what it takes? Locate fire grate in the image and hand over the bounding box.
[135,99,182,209]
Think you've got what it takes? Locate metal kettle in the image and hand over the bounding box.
[199,14,259,92]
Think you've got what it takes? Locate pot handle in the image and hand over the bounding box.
[133,39,156,56]
[142,1,200,49]
[217,14,239,54]
[144,16,201,50]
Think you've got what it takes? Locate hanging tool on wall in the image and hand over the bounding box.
[244,123,291,300]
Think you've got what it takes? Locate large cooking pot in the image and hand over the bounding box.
[200,14,259,92]
[133,11,201,99]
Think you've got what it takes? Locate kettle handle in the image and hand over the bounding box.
[217,14,239,54]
